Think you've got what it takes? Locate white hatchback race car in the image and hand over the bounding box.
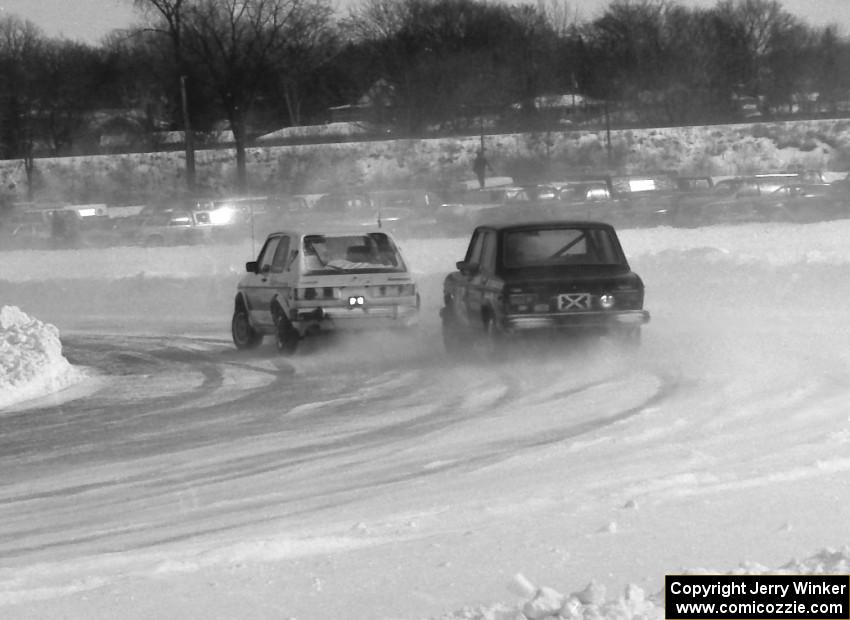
[231,228,420,353]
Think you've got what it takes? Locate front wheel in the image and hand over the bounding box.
[232,308,263,350]
[480,313,510,358]
[441,308,472,358]
[273,304,299,355]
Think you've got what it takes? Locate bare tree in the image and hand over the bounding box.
[0,16,46,200]
[535,0,578,37]
[173,0,333,191]
[344,0,415,42]
[716,0,802,115]
[274,1,338,127]
[582,0,671,123]
[132,0,197,190]
[347,0,557,135]
[36,40,106,156]
[810,25,850,115]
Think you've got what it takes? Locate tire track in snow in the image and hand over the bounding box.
[0,333,676,569]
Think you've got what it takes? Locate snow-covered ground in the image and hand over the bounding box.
[1,221,850,619]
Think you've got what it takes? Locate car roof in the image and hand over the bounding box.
[265,228,395,238]
[475,218,618,232]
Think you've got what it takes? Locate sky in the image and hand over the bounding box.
[0,0,138,42]
[3,0,850,44]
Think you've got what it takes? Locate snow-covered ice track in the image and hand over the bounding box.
[6,225,850,618]
[0,333,671,572]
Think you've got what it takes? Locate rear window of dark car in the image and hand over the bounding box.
[502,227,622,268]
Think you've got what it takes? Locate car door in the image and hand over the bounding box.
[243,235,282,328]
[264,234,295,314]
[448,228,485,328]
[463,229,498,329]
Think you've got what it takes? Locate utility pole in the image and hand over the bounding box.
[605,99,612,168]
[480,111,485,151]
[181,75,196,192]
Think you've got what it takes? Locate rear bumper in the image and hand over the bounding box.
[504,309,650,331]
[293,303,419,333]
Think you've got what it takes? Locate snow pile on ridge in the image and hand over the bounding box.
[437,547,850,620]
[0,306,82,410]
[437,574,661,620]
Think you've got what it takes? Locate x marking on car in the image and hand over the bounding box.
[558,293,589,310]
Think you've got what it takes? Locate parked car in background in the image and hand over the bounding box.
[552,179,612,202]
[369,189,443,212]
[676,176,714,192]
[762,182,847,222]
[200,195,313,242]
[368,189,443,236]
[517,184,559,201]
[452,176,516,191]
[231,228,419,354]
[440,217,650,356]
[247,195,311,240]
[313,191,373,215]
[549,174,675,227]
[670,172,825,226]
[436,185,532,232]
[0,207,89,249]
[0,209,53,250]
[609,173,678,195]
[283,189,441,237]
[711,174,802,199]
[123,208,213,246]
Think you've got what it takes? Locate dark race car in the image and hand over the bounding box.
[440,219,650,355]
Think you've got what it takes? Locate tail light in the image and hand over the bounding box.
[597,289,643,310]
[370,284,416,297]
[507,291,537,312]
[296,287,338,300]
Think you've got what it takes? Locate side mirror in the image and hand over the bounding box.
[245,260,258,274]
[456,261,480,276]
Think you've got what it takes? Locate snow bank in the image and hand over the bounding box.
[438,548,850,620]
[437,574,659,620]
[4,222,850,286]
[0,306,83,410]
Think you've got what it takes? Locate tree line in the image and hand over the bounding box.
[2,0,849,195]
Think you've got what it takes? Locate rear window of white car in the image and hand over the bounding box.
[302,233,407,274]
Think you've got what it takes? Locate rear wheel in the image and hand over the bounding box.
[231,306,263,350]
[441,307,472,358]
[480,312,509,358]
[273,303,299,355]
